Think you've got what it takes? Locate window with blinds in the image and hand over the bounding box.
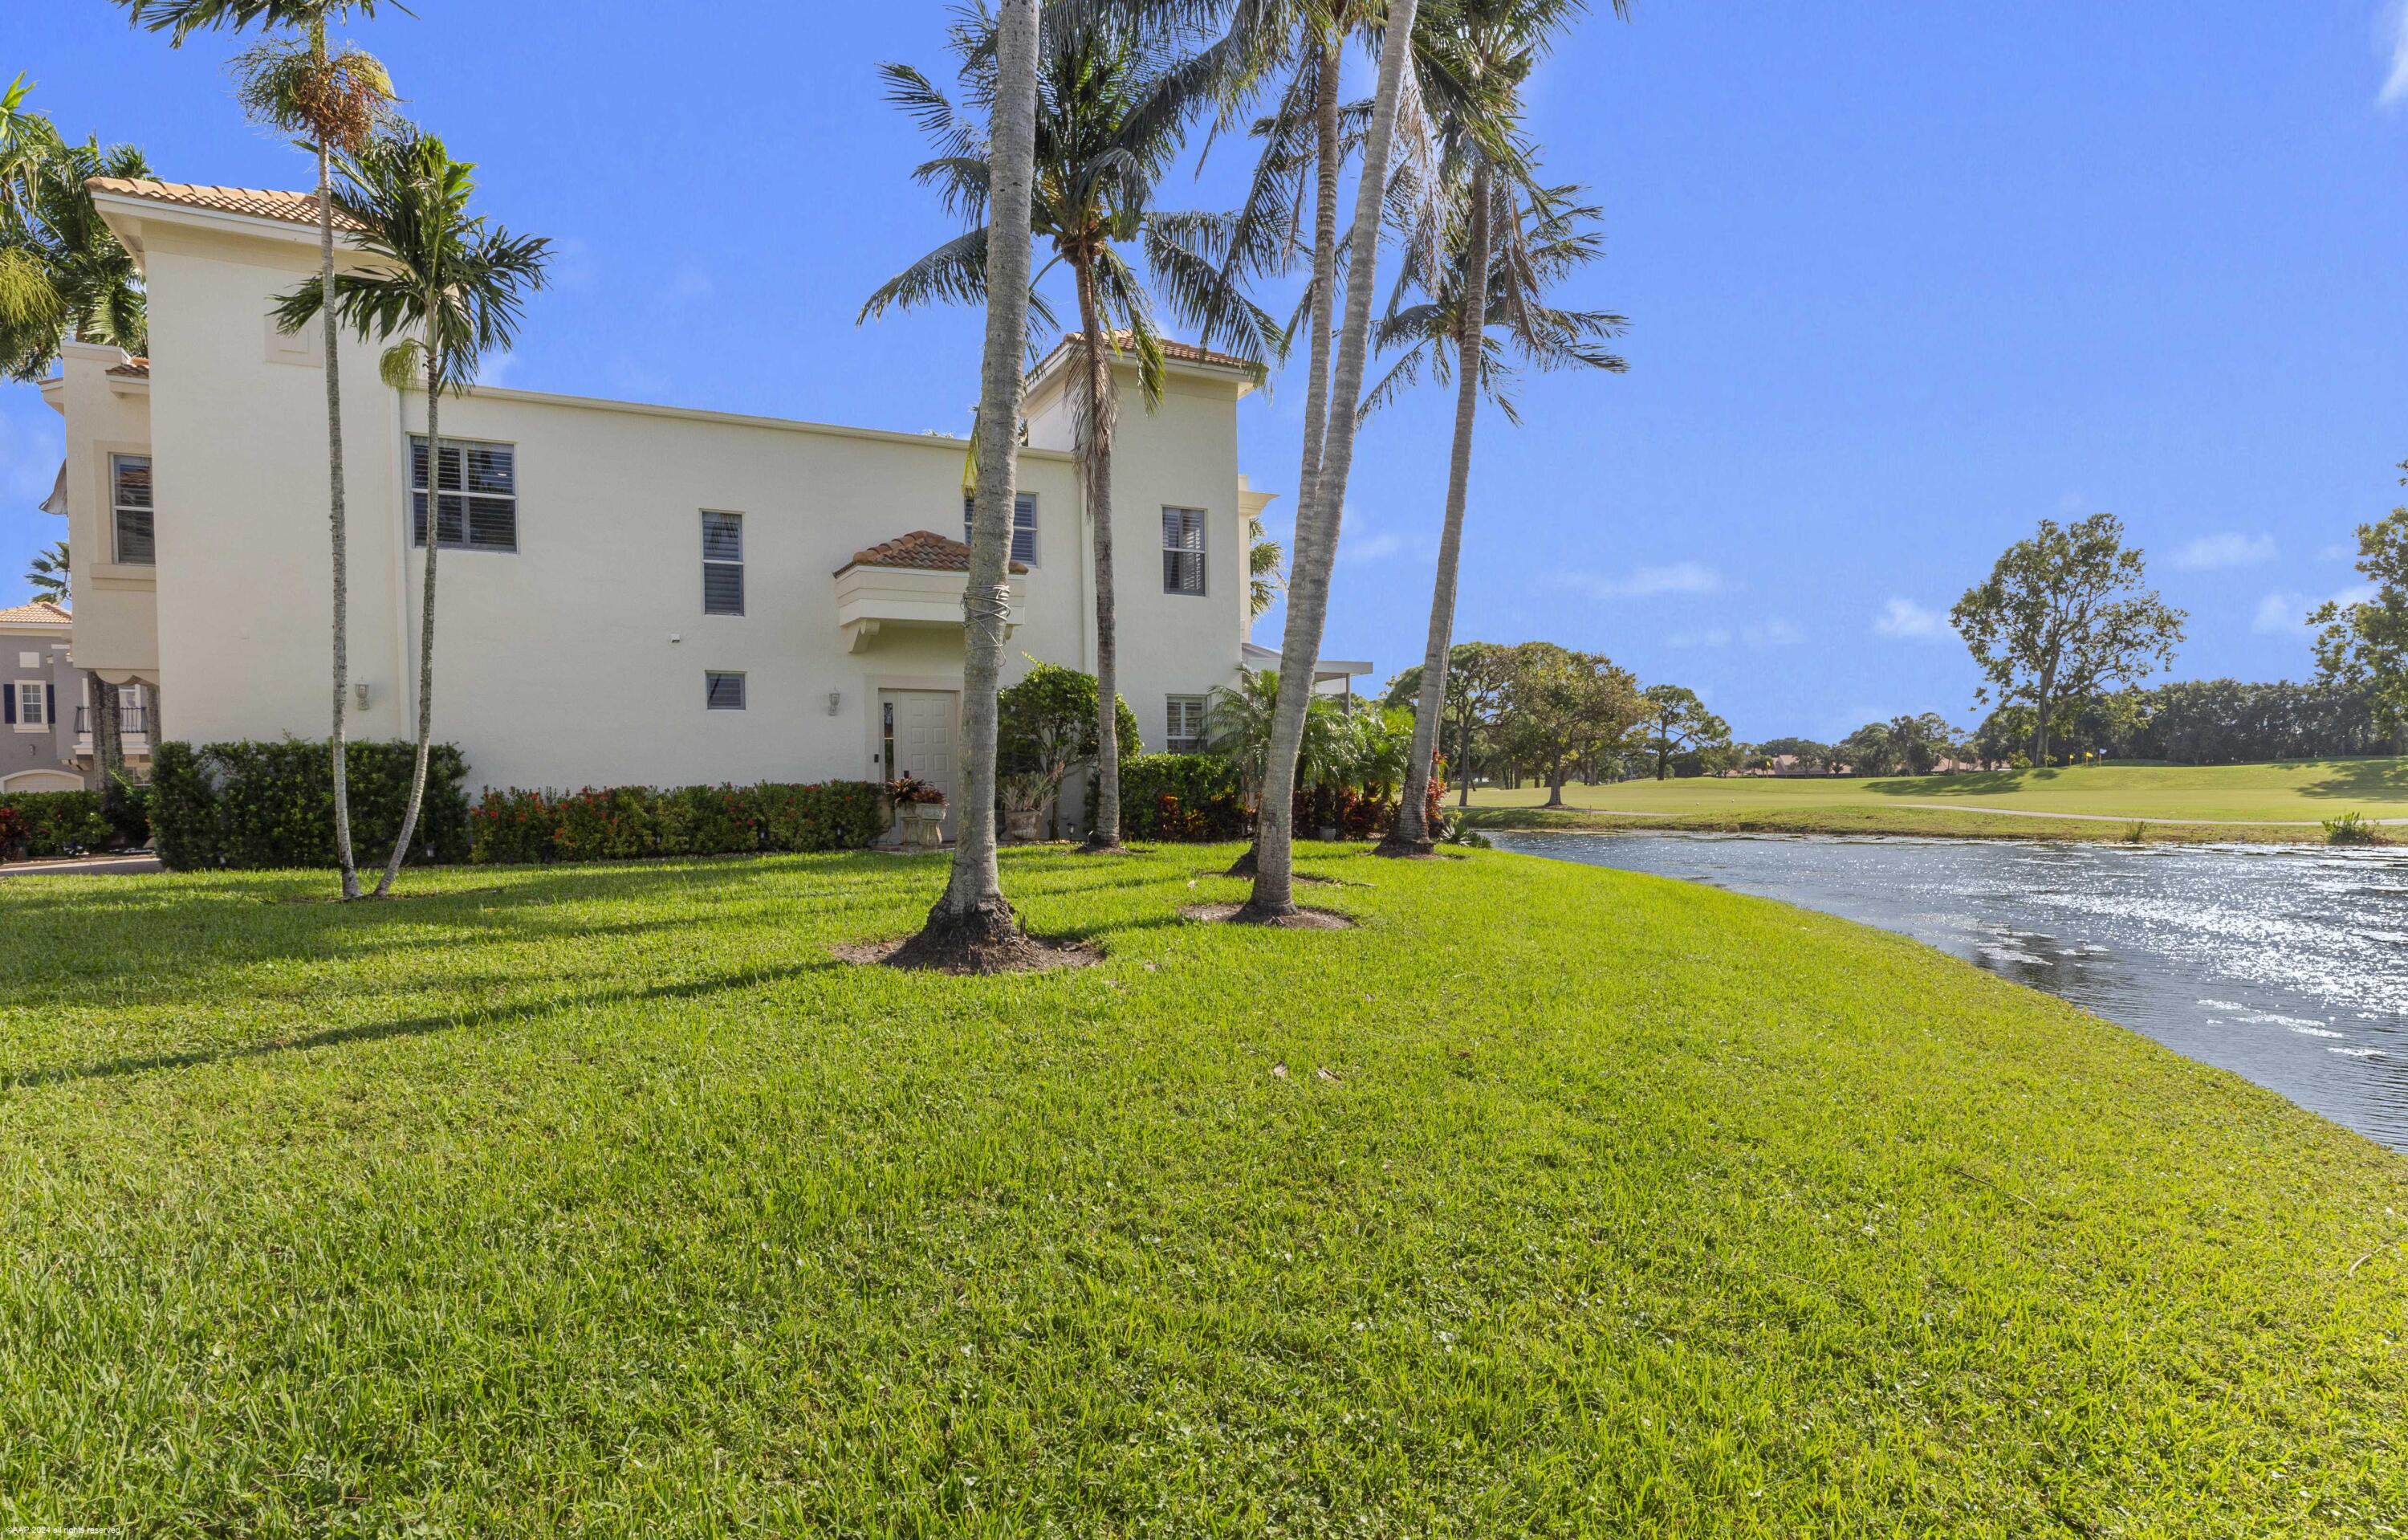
[706,670,746,711]
[410,438,518,552]
[1166,695,1206,753]
[963,492,1038,565]
[1162,507,1206,594]
[111,454,155,564]
[702,511,744,615]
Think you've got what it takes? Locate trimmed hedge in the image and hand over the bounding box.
[150,739,470,871]
[1118,753,1439,842]
[0,789,116,860]
[469,780,885,865]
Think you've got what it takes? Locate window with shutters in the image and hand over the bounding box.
[701,511,744,615]
[111,454,155,564]
[706,670,746,711]
[12,681,49,731]
[1161,507,1206,594]
[963,492,1038,565]
[1166,695,1206,753]
[410,437,517,552]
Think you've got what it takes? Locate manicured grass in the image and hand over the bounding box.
[1463,757,2408,841]
[2,847,2403,1534]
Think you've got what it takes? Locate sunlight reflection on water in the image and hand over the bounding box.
[1493,832,2408,1151]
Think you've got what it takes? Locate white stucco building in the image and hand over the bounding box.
[41,177,1366,825]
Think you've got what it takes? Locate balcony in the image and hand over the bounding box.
[832,530,1023,653]
[75,704,152,759]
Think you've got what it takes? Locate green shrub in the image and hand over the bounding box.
[0,789,116,858]
[148,739,470,871]
[1121,754,1249,841]
[998,662,1140,772]
[2323,810,2384,846]
[468,780,886,865]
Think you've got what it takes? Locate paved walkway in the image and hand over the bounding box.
[0,853,164,878]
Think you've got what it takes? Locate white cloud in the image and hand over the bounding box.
[2382,0,2408,106]
[1667,617,1803,650]
[1873,597,1946,640]
[2255,583,2377,634]
[663,263,714,303]
[2320,537,2361,562]
[2174,531,2277,570]
[1551,560,1724,600]
[1337,529,1406,564]
[478,351,519,389]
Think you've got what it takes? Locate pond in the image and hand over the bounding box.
[1490,832,2408,1152]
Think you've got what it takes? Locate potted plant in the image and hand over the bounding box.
[885,775,947,850]
[999,771,1051,844]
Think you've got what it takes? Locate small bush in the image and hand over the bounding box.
[0,789,116,858]
[149,739,470,871]
[468,780,885,865]
[1121,755,1248,841]
[2324,811,2384,846]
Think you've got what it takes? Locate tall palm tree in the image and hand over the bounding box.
[1236,0,1424,921]
[1372,7,1624,853]
[885,0,1045,971]
[275,124,547,898]
[120,0,400,899]
[865,4,1272,853]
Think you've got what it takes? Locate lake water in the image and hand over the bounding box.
[1491,832,2408,1152]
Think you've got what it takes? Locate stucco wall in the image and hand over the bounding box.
[114,216,1259,795]
[46,344,156,682]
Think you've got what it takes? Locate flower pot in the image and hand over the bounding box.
[894,800,947,849]
[1317,825,1340,842]
[1003,809,1043,843]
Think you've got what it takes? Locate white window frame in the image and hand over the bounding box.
[1161,506,1207,596]
[111,453,155,565]
[964,492,1039,566]
[1166,695,1206,754]
[705,670,747,711]
[410,436,519,553]
[702,511,745,617]
[14,681,49,731]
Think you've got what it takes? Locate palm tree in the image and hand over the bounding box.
[1236,0,1425,920]
[1,127,150,383]
[1248,508,1283,617]
[275,124,547,898]
[25,541,68,607]
[885,0,1045,971]
[1371,6,1625,854]
[120,0,400,899]
[865,5,1272,853]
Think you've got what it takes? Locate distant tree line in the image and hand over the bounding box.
[1381,642,1734,805]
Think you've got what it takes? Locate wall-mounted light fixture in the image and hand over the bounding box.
[668,633,682,645]
[353,682,371,710]
[826,691,842,716]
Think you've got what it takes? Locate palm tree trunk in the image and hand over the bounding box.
[91,678,125,821]
[1383,160,1491,857]
[1243,0,1422,920]
[1230,32,1345,882]
[1456,707,1473,808]
[890,0,1039,968]
[315,72,359,899]
[373,350,440,898]
[1074,255,1124,851]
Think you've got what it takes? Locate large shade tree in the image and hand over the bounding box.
[1950,513,2185,768]
[884,0,1045,970]
[120,0,401,898]
[1638,683,1730,780]
[276,124,547,897]
[1496,641,1641,805]
[1369,0,1625,852]
[2312,499,2408,753]
[865,3,1272,852]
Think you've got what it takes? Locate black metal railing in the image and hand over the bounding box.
[74,705,148,735]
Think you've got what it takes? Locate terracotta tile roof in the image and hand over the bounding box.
[840,530,1027,576]
[0,601,71,626]
[107,356,148,378]
[84,177,365,233]
[1034,331,1256,378]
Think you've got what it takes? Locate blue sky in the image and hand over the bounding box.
[6,1,2407,741]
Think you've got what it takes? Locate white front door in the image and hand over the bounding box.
[879,690,961,837]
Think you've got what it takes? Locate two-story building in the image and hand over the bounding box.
[42,177,1365,827]
[0,601,153,794]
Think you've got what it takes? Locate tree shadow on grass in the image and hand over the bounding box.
[2294,757,2408,800]
[3,958,840,1091]
[1862,770,2056,799]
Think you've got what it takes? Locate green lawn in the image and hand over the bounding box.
[2,846,2402,1534]
[1463,757,2408,841]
